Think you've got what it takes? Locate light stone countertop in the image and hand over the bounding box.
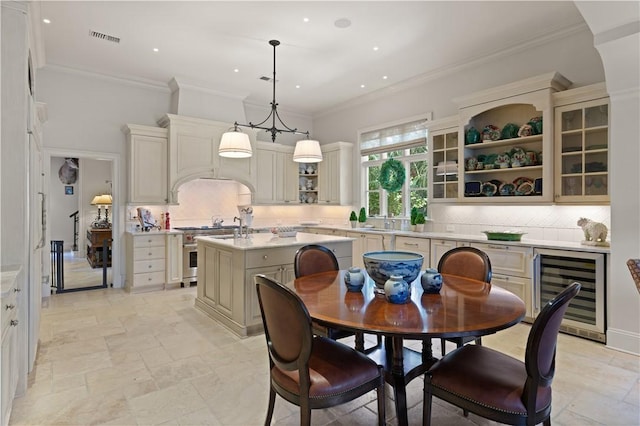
[306,225,610,254]
[196,232,354,251]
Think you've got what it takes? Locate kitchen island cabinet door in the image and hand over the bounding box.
[245,264,295,329]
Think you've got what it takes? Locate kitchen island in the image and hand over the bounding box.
[195,232,353,337]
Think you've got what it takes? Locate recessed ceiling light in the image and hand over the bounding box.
[295,85,301,89]
[303,17,309,23]
[334,18,351,29]
[43,18,51,24]
[360,84,365,88]
[382,76,388,80]
[234,69,239,73]
[153,48,159,52]
[373,46,379,51]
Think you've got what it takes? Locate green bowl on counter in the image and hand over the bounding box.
[483,231,526,241]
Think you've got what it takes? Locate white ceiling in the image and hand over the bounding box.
[35,1,588,115]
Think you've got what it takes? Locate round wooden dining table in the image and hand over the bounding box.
[289,270,526,426]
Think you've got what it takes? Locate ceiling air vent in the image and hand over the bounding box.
[89,30,120,44]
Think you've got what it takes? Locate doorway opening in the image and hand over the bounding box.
[46,149,121,293]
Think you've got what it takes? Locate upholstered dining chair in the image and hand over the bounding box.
[294,244,353,341]
[255,274,386,426]
[423,282,581,426]
[438,246,493,356]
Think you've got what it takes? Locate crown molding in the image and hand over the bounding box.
[42,64,170,93]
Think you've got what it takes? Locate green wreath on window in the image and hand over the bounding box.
[379,158,405,193]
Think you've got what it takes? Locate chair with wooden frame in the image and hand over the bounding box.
[423,282,581,426]
[255,274,386,426]
[437,246,493,356]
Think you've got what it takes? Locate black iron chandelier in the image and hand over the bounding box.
[218,40,322,162]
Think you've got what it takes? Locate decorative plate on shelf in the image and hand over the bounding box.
[515,181,535,196]
[499,182,516,196]
[481,181,498,197]
[482,125,501,141]
[501,123,520,139]
[465,181,482,196]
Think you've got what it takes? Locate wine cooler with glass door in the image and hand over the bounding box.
[534,248,606,342]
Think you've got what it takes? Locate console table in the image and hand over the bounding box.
[87,228,112,268]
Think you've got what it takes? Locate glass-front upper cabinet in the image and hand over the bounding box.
[554,95,609,203]
[428,116,459,202]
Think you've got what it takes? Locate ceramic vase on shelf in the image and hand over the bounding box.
[421,268,443,294]
[344,267,365,292]
[384,275,410,304]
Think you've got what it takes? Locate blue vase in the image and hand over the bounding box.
[421,268,443,294]
[344,267,365,292]
[384,275,410,304]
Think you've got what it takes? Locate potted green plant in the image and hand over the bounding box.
[358,207,367,224]
[349,211,358,228]
[415,211,426,232]
[410,207,418,231]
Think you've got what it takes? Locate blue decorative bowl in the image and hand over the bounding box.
[363,251,424,294]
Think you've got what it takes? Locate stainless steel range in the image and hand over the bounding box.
[174,226,239,286]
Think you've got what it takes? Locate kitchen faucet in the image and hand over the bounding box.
[234,216,248,238]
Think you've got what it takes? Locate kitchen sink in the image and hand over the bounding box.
[354,227,396,233]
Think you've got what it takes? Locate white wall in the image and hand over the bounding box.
[48,157,79,248]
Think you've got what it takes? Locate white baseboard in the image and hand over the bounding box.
[606,327,640,356]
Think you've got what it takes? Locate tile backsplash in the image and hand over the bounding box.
[128,179,610,244]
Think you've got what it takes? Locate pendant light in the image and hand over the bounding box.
[219,39,321,162]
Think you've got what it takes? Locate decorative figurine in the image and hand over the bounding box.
[577,217,610,246]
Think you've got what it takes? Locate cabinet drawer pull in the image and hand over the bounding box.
[494,274,509,281]
[14,288,21,292]
[148,265,152,269]
[5,304,15,310]
[10,319,18,326]
[403,242,419,247]
[263,255,268,260]
[488,244,509,250]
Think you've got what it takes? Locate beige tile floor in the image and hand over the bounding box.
[9,286,640,426]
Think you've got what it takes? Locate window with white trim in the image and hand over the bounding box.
[360,118,429,218]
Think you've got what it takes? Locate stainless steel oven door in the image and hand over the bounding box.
[182,243,198,284]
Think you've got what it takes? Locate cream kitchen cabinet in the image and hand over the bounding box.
[553,83,609,204]
[430,238,458,268]
[254,142,298,204]
[317,142,353,205]
[428,116,460,202]
[346,231,388,268]
[1,268,20,426]
[460,241,534,319]
[456,72,570,203]
[394,236,430,267]
[165,232,183,287]
[125,233,166,293]
[158,114,257,204]
[123,124,169,204]
[196,235,353,337]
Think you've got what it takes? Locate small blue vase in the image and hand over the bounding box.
[384,275,410,304]
[344,267,365,292]
[421,268,443,294]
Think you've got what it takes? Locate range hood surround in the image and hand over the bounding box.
[168,77,249,124]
